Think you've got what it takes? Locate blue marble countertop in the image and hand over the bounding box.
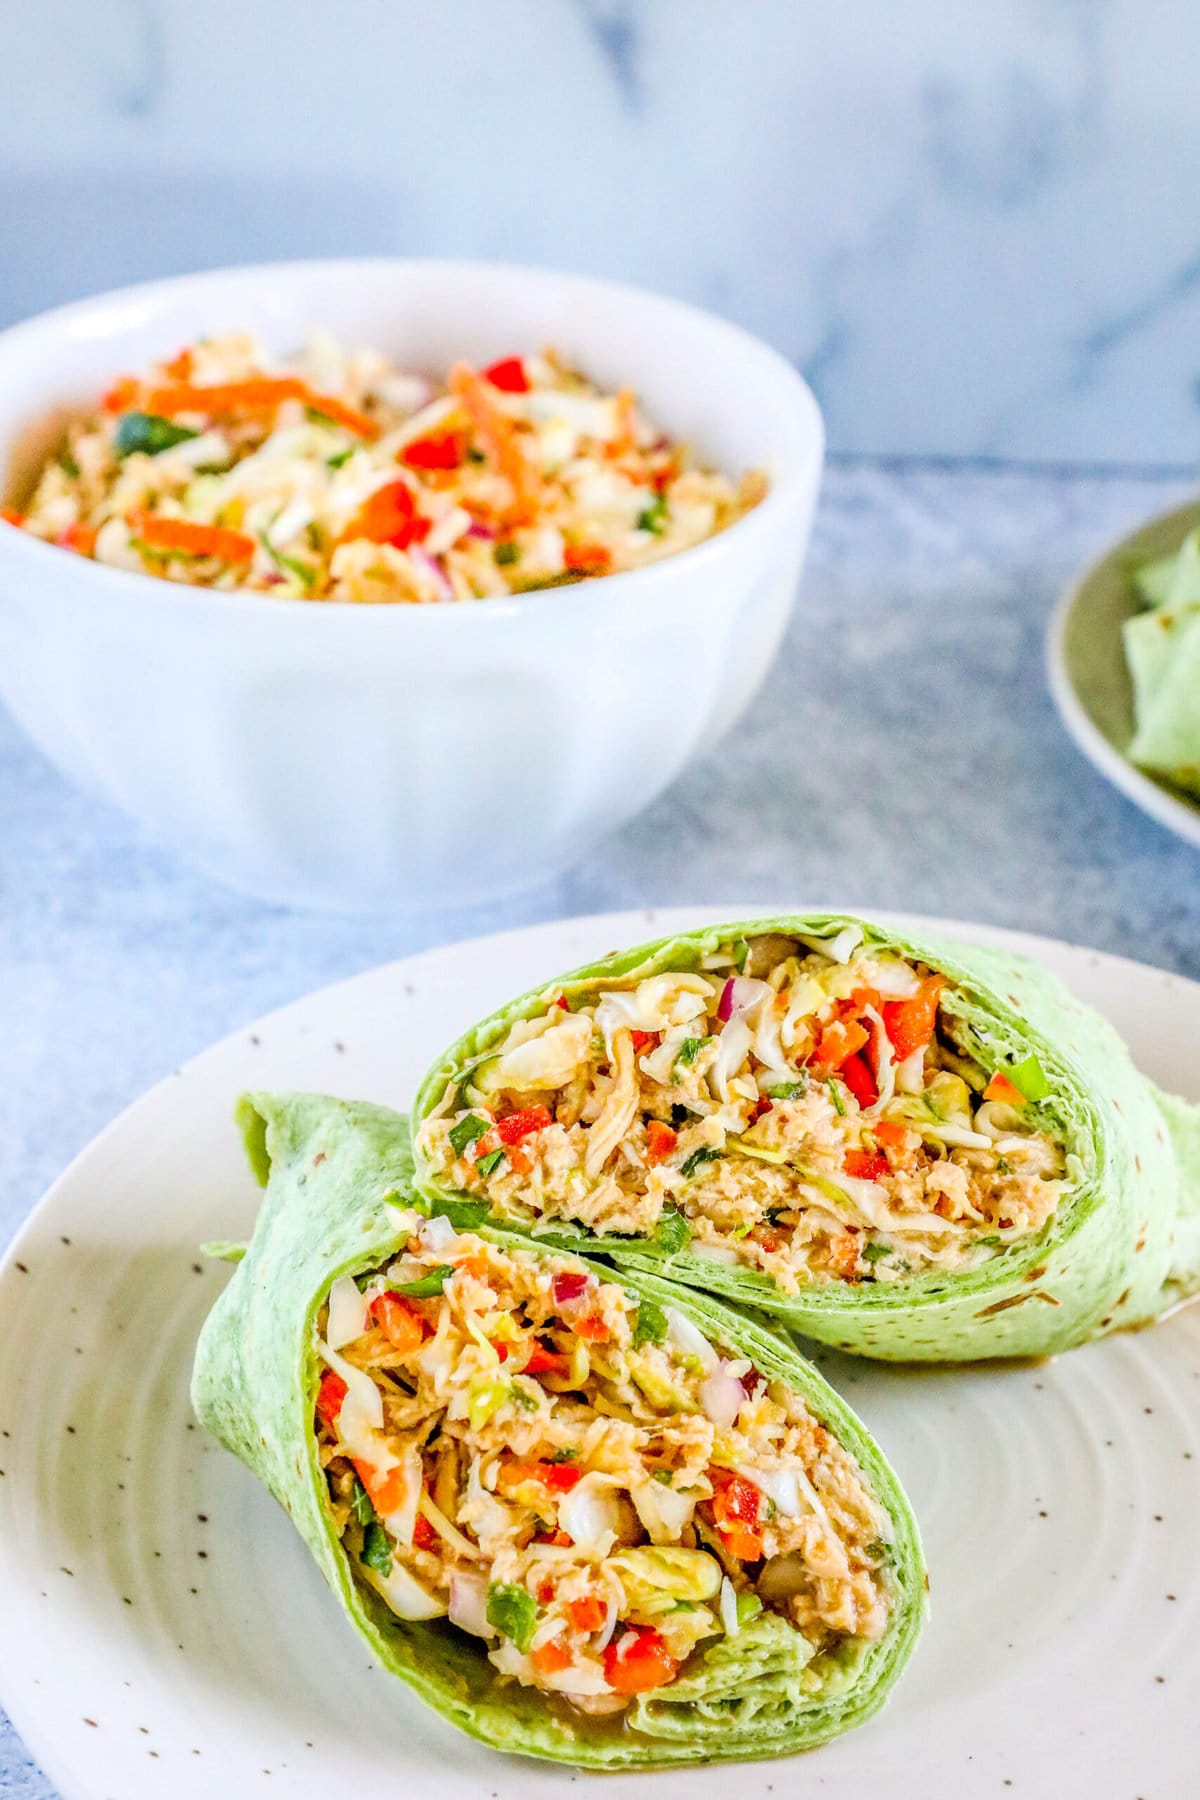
[2,458,1198,1794]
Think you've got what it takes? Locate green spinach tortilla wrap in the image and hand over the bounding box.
[192,1091,925,1768]
[413,915,1200,1361]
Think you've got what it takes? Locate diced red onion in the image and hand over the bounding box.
[552,1272,589,1305]
[448,1572,493,1638]
[717,975,772,1023]
[466,521,496,539]
[700,1362,746,1429]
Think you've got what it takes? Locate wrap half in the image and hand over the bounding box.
[413,914,1200,1361]
[192,1091,925,1768]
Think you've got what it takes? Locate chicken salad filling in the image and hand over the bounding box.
[7,334,763,601]
[315,1215,892,1713]
[417,929,1069,1291]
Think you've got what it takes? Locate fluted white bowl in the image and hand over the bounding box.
[0,260,824,909]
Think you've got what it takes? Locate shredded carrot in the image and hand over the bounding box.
[143,377,308,417]
[448,362,540,525]
[573,1314,611,1343]
[130,512,255,563]
[305,392,380,440]
[0,506,24,527]
[352,1457,410,1517]
[162,348,195,381]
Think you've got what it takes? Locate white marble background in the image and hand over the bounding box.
[4,0,1200,463]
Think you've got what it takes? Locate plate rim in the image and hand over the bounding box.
[1046,496,1200,850]
[3,902,1200,1800]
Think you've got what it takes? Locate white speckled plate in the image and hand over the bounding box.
[1,907,1198,1800]
[1048,496,1200,849]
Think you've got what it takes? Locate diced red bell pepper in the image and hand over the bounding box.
[524,1340,570,1378]
[368,1291,428,1355]
[873,1119,909,1150]
[603,1627,679,1694]
[629,1029,658,1053]
[566,1595,607,1633]
[338,479,431,551]
[412,1511,438,1551]
[709,1467,762,1529]
[532,1637,573,1675]
[573,1314,611,1342]
[563,542,612,575]
[352,1457,411,1517]
[840,1053,879,1110]
[498,1459,582,1494]
[315,1370,347,1428]
[483,356,529,393]
[497,1104,553,1145]
[749,1095,773,1123]
[881,975,945,1063]
[844,1147,889,1182]
[812,1017,870,1073]
[645,1119,678,1165]
[400,431,464,471]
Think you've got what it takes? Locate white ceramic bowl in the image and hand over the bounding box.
[0,260,823,910]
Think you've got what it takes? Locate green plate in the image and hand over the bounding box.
[1048,497,1200,849]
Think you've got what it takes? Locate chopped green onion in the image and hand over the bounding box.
[494,540,520,566]
[680,1146,720,1179]
[1008,1055,1050,1102]
[675,1036,704,1069]
[633,1297,669,1347]
[326,446,355,469]
[394,1265,454,1298]
[862,1242,889,1265]
[735,1591,764,1625]
[766,1077,807,1100]
[865,1538,892,1563]
[652,1468,674,1486]
[636,493,668,535]
[732,937,750,973]
[653,1206,692,1254]
[114,411,199,457]
[351,1478,378,1526]
[257,531,316,589]
[486,1582,538,1652]
[509,1381,539,1412]
[449,1112,491,1157]
[545,1446,578,1463]
[827,1078,846,1117]
[475,1147,506,1180]
[58,448,81,479]
[361,1521,393,1574]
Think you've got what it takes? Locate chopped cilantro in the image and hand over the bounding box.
[360,1521,393,1574]
[326,446,355,469]
[633,1297,669,1348]
[766,1078,807,1100]
[436,1197,492,1229]
[545,1446,578,1463]
[394,1264,454,1298]
[475,1147,506,1180]
[449,1112,491,1157]
[58,448,80,479]
[675,1036,704,1069]
[680,1146,720,1179]
[509,1381,539,1412]
[636,493,668,535]
[866,1538,892,1563]
[114,411,199,457]
[351,1477,378,1526]
[652,1468,674,1486]
[862,1242,890,1265]
[486,1582,538,1652]
[826,1077,846,1117]
[1008,1055,1050,1102]
[977,1233,1003,1249]
[494,540,520,566]
[653,1206,692,1254]
[996,1157,1012,1175]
